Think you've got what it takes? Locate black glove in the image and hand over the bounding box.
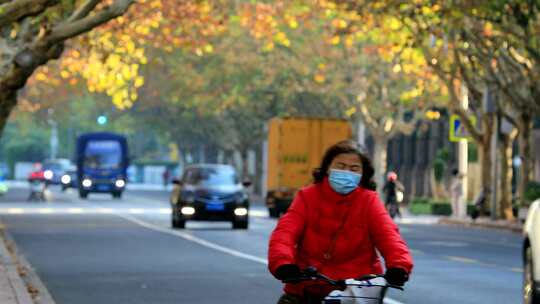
[275,264,302,281]
[384,268,409,286]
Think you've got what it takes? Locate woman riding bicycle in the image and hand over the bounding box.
[268,141,413,304]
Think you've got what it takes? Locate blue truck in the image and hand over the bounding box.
[76,132,129,199]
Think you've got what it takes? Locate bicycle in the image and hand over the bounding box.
[282,267,403,304]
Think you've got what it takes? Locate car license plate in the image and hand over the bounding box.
[97,185,109,191]
[206,203,224,211]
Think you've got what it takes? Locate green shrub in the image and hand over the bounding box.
[524,181,540,203]
[433,159,446,182]
[409,203,432,215]
[410,197,429,205]
[431,201,452,215]
[432,148,449,182]
[408,197,474,216]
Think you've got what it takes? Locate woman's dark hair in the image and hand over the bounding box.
[312,140,376,190]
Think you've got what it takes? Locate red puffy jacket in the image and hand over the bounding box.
[268,177,413,298]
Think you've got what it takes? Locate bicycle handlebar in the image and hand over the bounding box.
[281,266,404,291]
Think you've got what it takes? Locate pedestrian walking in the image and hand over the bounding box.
[450,168,464,218]
[162,168,170,189]
[268,140,413,304]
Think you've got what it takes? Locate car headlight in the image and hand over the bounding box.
[44,170,53,180]
[234,207,248,216]
[61,175,71,184]
[82,179,92,188]
[181,206,195,215]
[115,179,125,188]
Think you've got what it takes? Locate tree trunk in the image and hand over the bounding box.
[499,131,516,220]
[0,63,39,135]
[478,124,493,215]
[373,136,388,194]
[0,92,18,135]
[240,148,249,181]
[517,112,534,205]
[254,144,263,195]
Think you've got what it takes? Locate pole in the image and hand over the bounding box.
[458,84,468,218]
[357,118,366,148]
[490,113,499,220]
[48,109,58,160]
[51,122,58,159]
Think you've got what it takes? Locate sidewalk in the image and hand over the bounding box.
[0,226,34,304]
[439,216,523,233]
[396,209,523,233]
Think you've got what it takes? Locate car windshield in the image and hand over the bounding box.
[184,167,238,186]
[43,163,63,171]
[84,140,122,169]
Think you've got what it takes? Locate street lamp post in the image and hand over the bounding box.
[48,109,58,160]
[458,84,469,218]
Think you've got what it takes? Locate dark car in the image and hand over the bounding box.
[60,167,78,191]
[43,159,72,185]
[170,164,250,229]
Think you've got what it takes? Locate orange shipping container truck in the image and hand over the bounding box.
[265,117,352,217]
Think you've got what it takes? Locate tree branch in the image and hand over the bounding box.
[358,101,383,138]
[67,0,102,22]
[45,0,135,45]
[0,0,57,28]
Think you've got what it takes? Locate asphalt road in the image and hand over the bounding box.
[0,186,523,304]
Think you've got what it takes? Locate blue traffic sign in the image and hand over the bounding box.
[449,114,476,142]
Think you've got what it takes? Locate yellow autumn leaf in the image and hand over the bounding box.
[345,107,357,117]
[288,19,298,29]
[329,36,340,45]
[204,44,214,53]
[314,73,326,83]
[122,66,132,79]
[112,93,124,106]
[134,77,144,88]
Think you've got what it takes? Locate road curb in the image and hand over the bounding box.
[0,227,56,304]
[439,218,523,233]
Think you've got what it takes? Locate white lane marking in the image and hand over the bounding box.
[425,241,469,247]
[116,213,268,265]
[511,268,524,273]
[446,256,478,264]
[249,209,268,217]
[67,208,84,214]
[38,208,54,214]
[409,249,425,256]
[7,208,25,214]
[128,208,145,214]
[158,208,171,214]
[0,206,270,217]
[116,213,405,304]
[97,208,114,214]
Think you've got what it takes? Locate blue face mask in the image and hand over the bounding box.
[328,169,362,195]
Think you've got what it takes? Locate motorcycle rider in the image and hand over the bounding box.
[383,171,405,219]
